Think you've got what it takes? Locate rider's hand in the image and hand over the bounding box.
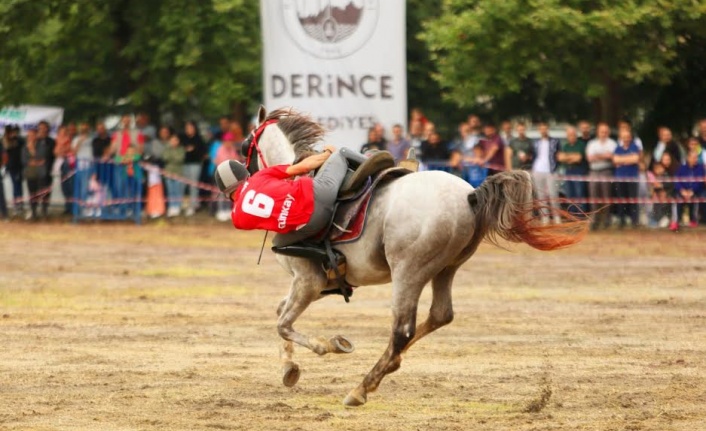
[323,145,337,154]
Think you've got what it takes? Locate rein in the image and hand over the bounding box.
[244,118,279,173]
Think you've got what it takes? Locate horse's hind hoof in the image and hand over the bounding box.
[282,362,300,387]
[330,335,355,354]
[343,389,367,407]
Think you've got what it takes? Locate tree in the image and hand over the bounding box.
[0,0,261,124]
[421,0,706,126]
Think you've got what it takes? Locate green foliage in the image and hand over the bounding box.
[0,0,261,122]
[422,0,706,126]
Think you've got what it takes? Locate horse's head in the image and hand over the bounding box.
[241,106,325,174]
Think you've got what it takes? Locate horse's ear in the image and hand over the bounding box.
[257,105,267,127]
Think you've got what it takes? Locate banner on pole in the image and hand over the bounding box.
[0,105,64,136]
[261,0,407,149]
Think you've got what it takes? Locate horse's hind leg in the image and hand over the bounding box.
[402,266,457,353]
[343,279,426,407]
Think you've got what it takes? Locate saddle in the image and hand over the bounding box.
[272,163,412,302]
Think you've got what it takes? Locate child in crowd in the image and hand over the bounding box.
[162,134,186,217]
[466,145,488,188]
[671,150,705,230]
[145,163,165,219]
[115,145,142,216]
[647,161,675,228]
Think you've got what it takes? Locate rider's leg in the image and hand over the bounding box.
[272,152,349,247]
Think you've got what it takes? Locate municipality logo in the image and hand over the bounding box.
[282,0,379,59]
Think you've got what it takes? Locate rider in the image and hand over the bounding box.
[214,146,393,247]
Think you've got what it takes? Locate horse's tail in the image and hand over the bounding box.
[468,170,588,251]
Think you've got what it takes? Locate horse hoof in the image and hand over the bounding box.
[330,335,355,354]
[343,390,367,407]
[282,362,300,387]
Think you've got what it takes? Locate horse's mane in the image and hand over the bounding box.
[265,108,325,158]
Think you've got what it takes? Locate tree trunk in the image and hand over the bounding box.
[598,77,623,126]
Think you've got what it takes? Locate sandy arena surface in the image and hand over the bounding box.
[1,222,705,430]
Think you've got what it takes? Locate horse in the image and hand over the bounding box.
[240,106,587,406]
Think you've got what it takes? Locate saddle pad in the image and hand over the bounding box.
[329,167,411,244]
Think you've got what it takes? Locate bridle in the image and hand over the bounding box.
[241,119,278,175]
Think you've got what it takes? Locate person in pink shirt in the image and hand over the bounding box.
[214,132,239,221]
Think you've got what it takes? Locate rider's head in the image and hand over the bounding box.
[215,160,250,200]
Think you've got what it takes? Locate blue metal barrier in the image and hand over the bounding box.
[73,159,143,224]
[424,161,488,188]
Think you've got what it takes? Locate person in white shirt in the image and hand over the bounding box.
[530,122,561,225]
[585,123,618,230]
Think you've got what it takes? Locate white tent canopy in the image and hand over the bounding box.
[0,105,64,136]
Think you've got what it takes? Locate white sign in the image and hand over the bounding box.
[0,105,64,136]
[261,0,407,149]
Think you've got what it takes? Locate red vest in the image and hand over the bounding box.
[231,165,315,233]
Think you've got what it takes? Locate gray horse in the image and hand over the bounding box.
[242,107,586,406]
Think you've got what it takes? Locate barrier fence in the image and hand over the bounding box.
[3,158,705,224]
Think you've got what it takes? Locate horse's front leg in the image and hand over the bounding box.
[278,260,355,350]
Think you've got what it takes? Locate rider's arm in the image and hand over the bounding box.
[285,150,333,177]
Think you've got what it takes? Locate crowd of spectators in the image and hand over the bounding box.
[0,114,246,222]
[2,109,706,230]
[362,110,706,231]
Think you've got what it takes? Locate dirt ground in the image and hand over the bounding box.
[1,221,705,431]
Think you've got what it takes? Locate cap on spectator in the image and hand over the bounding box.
[215,160,249,198]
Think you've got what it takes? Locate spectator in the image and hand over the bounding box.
[36,121,55,217]
[111,115,145,157]
[423,122,436,141]
[144,125,170,164]
[361,127,386,153]
[557,126,589,215]
[671,150,705,230]
[505,122,533,170]
[72,123,93,160]
[135,113,156,143]
[163,134,186,217]
[181,120,206,216]
[144,159,165,219]
[476,123,505,175]
[577,121,593,144]
[408,119,424,154]
[92,123,112,160]
[214,115,231,142]
[67,122,78,141]
[420,131,451,167]
[53,126,76,215]
[2,125,25,216]
[586,123,617,230]
[228,123,245,161]
[22,128,49,220]
[115,145,141,216]
[0,132,7,220]
[387,124,410,163]
[647,159,675,228]
[530,122,561,225]
[373,123,388,148]
[214,132,239,221]
[613,128,641,228]
[465,146,488,188]
[653,127,683,169]
[410,108,428,127]
[500,120,513,146]
[466,115,483,150]
[697,119,706,148]
[618,120,643,152]
[685,136,706,166]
